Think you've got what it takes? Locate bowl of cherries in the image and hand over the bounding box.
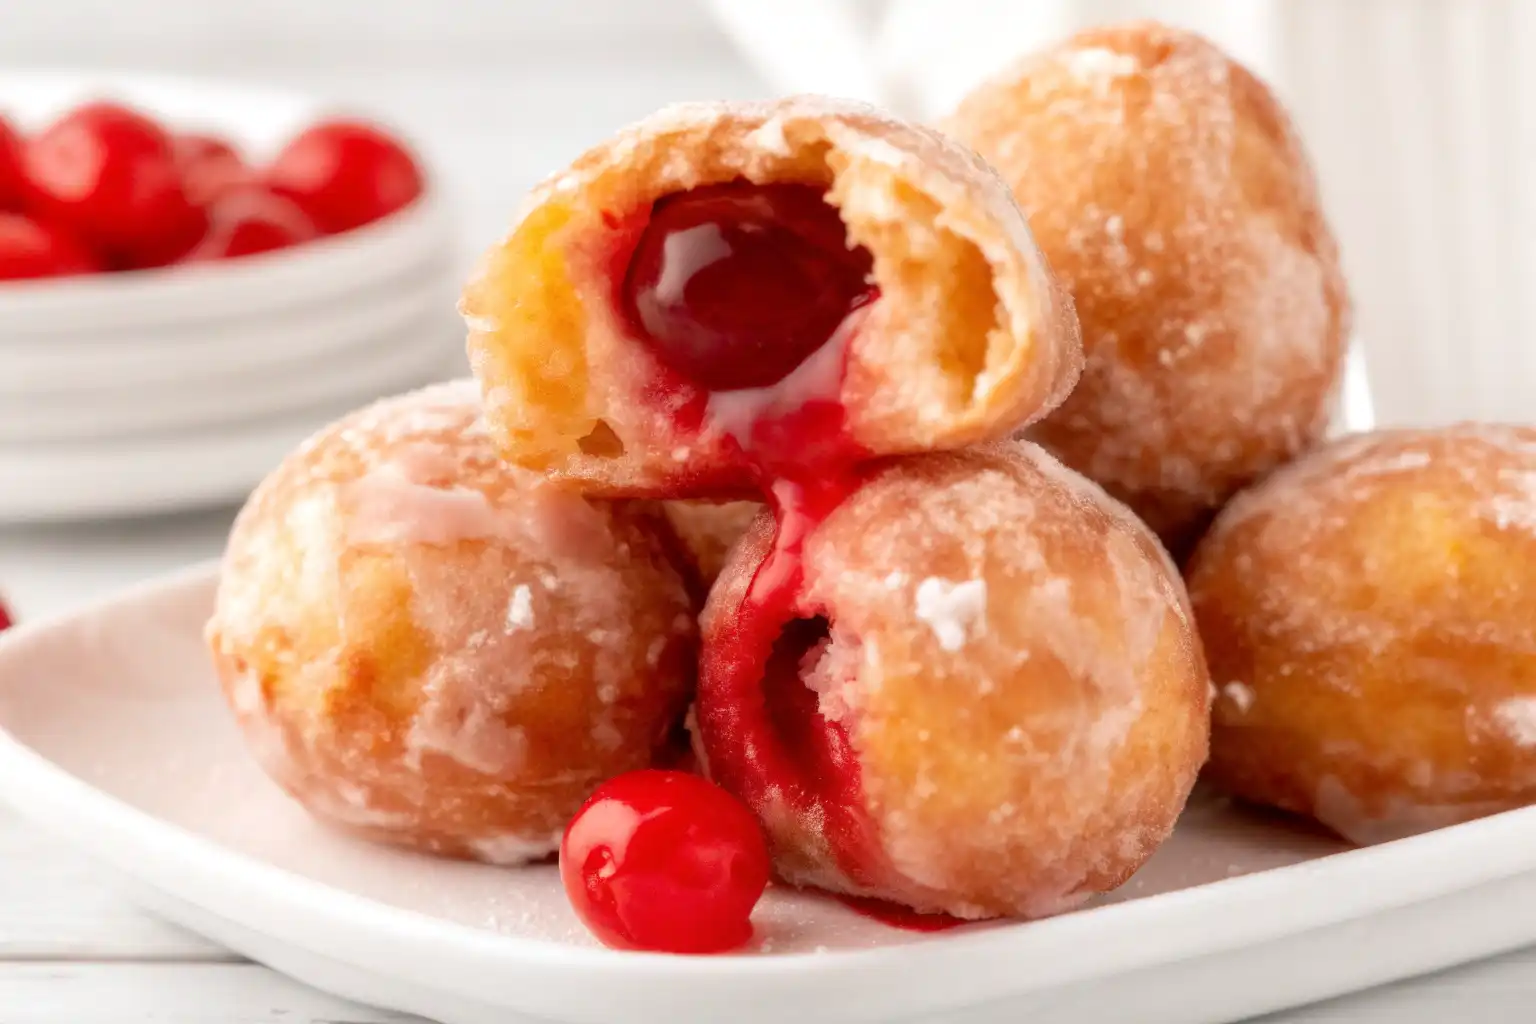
[0,72,459,523]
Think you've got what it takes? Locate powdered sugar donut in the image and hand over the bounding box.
[947,21,1351,555]
[206,382,697,864]
[1187,425,1536,844]
[695,441,1210,918]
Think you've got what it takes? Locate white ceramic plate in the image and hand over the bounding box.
[0,565,1534,1024]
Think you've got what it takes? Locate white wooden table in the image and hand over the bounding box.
[0,38,1533,1024]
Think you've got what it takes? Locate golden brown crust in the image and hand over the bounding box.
[206,382,697,863]
[1187,425,1536,844]
[463,95,1081,496]
[661,499,762,586]
[947,21,1350,553]
[701,441,1210,917]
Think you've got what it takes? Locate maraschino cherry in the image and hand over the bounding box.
[621,182,875,393]
[266,119,424,234]
[0,213,101,280]
[174,132,249,206]
[184,185,317,262]
[560,769,770,954]
[22,101,203,266]
[0,117,24,211]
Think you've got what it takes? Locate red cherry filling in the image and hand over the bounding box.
[698,476,885,887]
[0,213,101,279]
[758,614,870,856]
[621,182,876,393]
[560,769,770,954]
[835,894,966,932]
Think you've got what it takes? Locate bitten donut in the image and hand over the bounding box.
[463,95,1081,496]
[206,382,697,864]
[1188,426,1536,844]
[947,22,1350,555]
[695,441,1210,919]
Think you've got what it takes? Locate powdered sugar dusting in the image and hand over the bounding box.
[1193,425,1536,838]
[506,584,535,631]
[1065,46,1140,82]
[208,382,699,863]
[1222,682,1255,714]
[914,577,987,652]
[949,23,1349,544]
[788,441,1206,917]
[466,831,563,866]
[1494,698,1536,747]
[747,115,791,156]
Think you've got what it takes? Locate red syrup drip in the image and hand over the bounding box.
[621,179,896,929]
[835,894,968,933]
[698,470,889,890]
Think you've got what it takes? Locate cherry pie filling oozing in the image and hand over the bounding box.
[617,180,876,481]
[568,180,960,946]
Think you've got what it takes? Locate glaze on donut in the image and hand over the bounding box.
[696,441,1210,918]
[947,22,1351,555]
[1188,426,1536,843]
[206,382,697,863]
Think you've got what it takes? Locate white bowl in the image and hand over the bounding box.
[0,313,459,443]
[1,266,455,396]
[2,567,1535,1023]
[0,70,457,331]
[0,367,463,522]
[0,71,462,519]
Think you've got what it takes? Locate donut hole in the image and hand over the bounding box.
[763,615,862,799]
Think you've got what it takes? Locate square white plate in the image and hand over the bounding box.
[0,564,1533,1024]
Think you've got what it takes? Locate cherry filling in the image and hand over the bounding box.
[621,182,876,394]
[835,895,967,932]
[615,181,950,938]
[698,475,888,891]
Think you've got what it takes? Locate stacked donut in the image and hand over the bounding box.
[948,24,1536,850]
[212,20,1536,956]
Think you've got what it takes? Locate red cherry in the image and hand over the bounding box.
[621,182,876,393]
[23,101,204,266]
[174,132,249,206]
[265,119,423,234]
[0,117,24,211]
[0,213,102,280]
[560,769,770,954]
[182,186,317,262]
[0,596,12,632]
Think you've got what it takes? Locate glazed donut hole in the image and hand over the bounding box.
[206,382,698,864]
[1187,426,1536,845]
[462,97,1079,494]
[946,21,1350,555]
[696,442,1210,919]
